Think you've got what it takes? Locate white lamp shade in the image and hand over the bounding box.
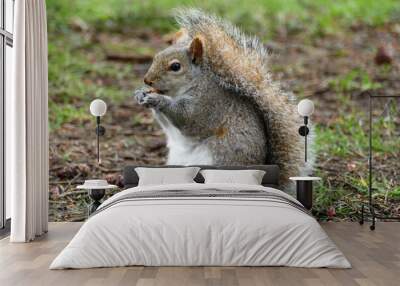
[297,99,314,116]
[90,99,107,117]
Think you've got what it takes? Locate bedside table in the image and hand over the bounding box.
[289,177,321,210]
[77,180,118,215]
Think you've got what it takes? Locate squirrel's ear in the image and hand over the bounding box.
[189,37,203,64]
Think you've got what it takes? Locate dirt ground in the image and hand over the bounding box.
[49,23,400,221]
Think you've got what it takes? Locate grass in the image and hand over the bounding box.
[313,67,400,219]
[329,69,383,94]
[47,14,136,130]
[46,0,400,130]
[48,0,400,35]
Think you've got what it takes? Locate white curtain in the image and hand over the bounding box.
[8,0,49,242]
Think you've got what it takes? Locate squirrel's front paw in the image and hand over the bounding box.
[134,88,165,109]
[141,94,164,108]
[134,87,150,104]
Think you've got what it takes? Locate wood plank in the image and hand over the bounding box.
[0,222,399,286]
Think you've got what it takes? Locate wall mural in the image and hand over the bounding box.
[47,1,400,222]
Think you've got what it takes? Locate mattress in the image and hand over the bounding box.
[50,183,350,269]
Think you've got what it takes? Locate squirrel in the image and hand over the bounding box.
[134,8,308,188]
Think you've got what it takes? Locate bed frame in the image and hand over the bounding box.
[123,165,280,189]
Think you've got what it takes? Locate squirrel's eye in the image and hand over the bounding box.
[169,62,181,72]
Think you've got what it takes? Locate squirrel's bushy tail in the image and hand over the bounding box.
[175,8,308,186]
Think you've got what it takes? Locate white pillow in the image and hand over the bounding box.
[200,169,266,185]
[135,167,200,186]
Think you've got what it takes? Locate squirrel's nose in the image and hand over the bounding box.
[144,77,153,86]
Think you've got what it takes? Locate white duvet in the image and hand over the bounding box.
[50,183,350,269]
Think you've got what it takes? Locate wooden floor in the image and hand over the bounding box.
[0,222,399,286]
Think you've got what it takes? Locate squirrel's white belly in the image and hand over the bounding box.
[153,110,213,165]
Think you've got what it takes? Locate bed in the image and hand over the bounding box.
[50,165,350,269]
